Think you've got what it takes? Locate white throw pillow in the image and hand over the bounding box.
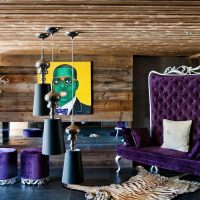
[161,119,192,152]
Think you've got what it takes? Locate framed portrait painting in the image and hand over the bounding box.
[38,62,92,115]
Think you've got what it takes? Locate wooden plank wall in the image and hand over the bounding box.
[0,54,133,122]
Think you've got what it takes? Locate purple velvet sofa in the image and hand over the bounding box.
[116,66,200,175]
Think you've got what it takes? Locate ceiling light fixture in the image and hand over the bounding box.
[33,33,51,116]
[42,27,66,155]
[62,31,84,185]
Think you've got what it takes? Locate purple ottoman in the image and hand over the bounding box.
[0,148,18,185]
[23,128,43,137]
[20,148,49,185]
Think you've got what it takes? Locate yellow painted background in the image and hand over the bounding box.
[38,62,91,106]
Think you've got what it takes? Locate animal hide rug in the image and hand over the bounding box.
[66,166,200,200]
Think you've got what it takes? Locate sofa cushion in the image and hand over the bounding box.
[161,119,192,152]
[122,128,135,146]
[117,144,200,175]
[131,128,153,148]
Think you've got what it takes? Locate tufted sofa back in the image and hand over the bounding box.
[149,71,200,147]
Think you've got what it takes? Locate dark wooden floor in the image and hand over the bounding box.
[1,128,200,200]
[1,166,200,200]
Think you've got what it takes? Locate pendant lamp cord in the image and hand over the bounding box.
[51,33,54,62]
[51,33,54,90]
[41,38,45,84]
[71,37,74,124]
[41,49,45,84]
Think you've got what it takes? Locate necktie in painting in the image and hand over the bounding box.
[55,108,68,115]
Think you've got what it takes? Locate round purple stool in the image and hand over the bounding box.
[0,148,18,185]
[20,148,49,185]
[23,128,43,137]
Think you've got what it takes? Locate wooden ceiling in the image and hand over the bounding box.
[1,0,200,56]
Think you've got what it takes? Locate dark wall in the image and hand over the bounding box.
[133,56,188,128]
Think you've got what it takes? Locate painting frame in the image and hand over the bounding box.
[38,61,92,115]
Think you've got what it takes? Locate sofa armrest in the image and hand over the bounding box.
[188,140,200,159]
[122,128,135,146]
[131,128,153,148]
[122,127,153,147]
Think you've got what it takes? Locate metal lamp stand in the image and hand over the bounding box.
[62,31,84,185]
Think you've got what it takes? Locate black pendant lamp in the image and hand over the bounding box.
[62,31,84,185]
[42,89,66,155]
[33,33,51,116]
[42,27,65,155]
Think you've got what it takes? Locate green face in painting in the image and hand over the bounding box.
[53,65,79,107]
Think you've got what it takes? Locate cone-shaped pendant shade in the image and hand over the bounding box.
[62,150,84,184]
[42,118,65,155]
[33,83,51,116]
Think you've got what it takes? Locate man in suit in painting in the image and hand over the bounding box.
[53,64,91,115]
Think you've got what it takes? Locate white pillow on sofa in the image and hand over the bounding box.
[161,119,192,152]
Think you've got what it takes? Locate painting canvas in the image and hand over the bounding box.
[38,62,92,115]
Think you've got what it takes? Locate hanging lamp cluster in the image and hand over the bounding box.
[33,27,65,156]
[32,27,83,184]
